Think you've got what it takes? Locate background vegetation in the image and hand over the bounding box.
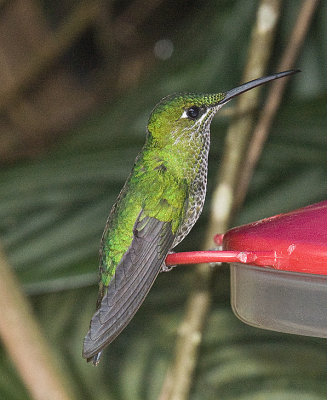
[0,0,327,399]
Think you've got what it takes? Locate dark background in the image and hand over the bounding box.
[1,0,327,399]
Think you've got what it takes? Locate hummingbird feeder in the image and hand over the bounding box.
[166,201,327,338]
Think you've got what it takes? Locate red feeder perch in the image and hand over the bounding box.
[166,201,327,338]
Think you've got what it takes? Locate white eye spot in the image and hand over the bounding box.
[180,108,210,124]
[180,109,189,119]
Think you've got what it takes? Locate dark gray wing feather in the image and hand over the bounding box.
[83,213,175,362]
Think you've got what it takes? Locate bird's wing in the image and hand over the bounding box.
[83,211,175,362]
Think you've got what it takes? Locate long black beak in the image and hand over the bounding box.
[218,69,300,105]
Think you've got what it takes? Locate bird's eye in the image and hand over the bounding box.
[186,106,201,120]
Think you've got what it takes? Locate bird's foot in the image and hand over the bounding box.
[209,244,223,268]
[160,251,176,272]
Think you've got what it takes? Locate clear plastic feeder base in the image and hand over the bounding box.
[230,263,327,338]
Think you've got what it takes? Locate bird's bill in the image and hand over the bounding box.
[217,69,300,106]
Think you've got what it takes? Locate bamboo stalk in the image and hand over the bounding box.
[234,0,320,209]
[158,1,283,399]
[0,247,76,400]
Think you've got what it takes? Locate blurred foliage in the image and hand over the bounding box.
[1,0,327,399]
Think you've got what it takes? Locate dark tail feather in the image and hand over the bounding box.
[83,215,175,362]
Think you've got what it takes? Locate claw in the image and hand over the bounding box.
[161,251,176,272]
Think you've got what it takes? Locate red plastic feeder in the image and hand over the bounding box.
[166,201,327,338]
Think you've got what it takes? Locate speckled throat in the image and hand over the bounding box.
[172,115,213,248]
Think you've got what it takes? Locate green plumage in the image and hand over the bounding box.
[83,70,299,365]
[100,142,188,288]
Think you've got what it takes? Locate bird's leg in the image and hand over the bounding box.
[160,251,176,272]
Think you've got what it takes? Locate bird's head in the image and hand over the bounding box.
[147,70,299,147]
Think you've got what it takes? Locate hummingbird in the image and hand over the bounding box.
[83,69,298,365]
